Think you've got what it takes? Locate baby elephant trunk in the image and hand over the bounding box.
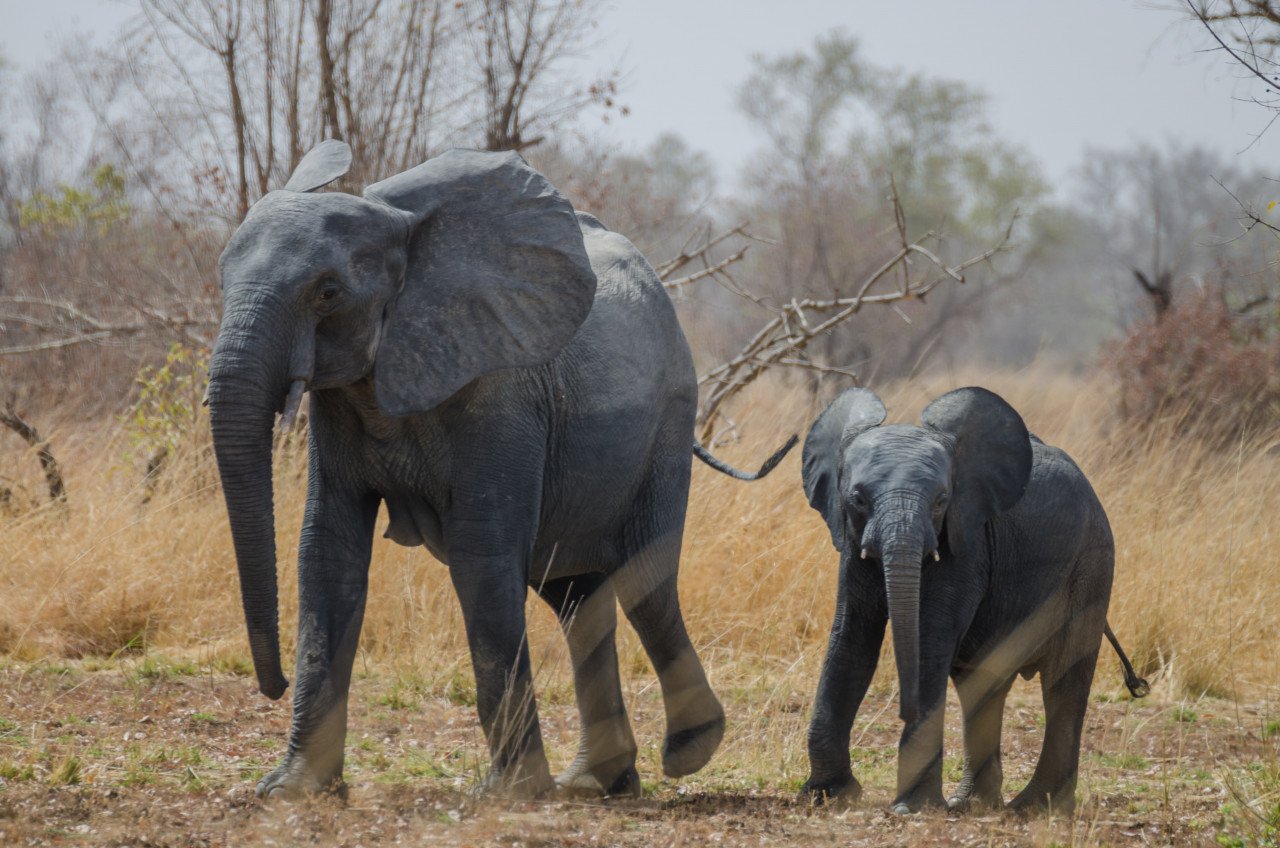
[862,498,938,727]
[884,557,923,725]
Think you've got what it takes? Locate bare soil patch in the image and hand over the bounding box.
[0,664,1274,846]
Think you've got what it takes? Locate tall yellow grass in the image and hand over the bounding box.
[2,369,1278,711]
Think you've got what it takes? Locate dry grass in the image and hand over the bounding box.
[2,369,1279,845]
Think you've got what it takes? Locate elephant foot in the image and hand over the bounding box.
[889,787,946,815]
[946,791,1004,813]
[661,702,725,778]
[555,757,641,799]
[478,751,556,800]
[256,760,347,802]
[947,771,1004,812]
[1007,786,1075,818]
[799,772,862,806]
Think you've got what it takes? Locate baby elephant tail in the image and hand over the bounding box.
[1104,622,1151,698]
[692,435,799,481]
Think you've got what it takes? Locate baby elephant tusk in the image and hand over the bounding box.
[860,548,869,560]
[279,380,307,433]
[932,550,941,562]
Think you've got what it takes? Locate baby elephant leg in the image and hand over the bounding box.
[948,669,1014,811]
[1010,646,1100,816]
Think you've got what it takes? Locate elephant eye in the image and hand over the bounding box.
[849,489,869,512]
[934,492,949,511]
[315,278,343,306]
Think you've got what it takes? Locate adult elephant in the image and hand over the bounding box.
[206,141,795,800]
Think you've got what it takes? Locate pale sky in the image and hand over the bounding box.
[3,0,1277,194]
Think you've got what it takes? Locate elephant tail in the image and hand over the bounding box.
[692,435,799,481]
[1104,622,1150,698]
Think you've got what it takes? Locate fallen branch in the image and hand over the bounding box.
[0,296,213,357]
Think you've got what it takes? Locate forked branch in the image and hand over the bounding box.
[656,198,1015,444]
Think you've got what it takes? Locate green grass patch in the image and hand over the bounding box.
[131,655,200,680]
[1093,751,1150,770]
[0,760,35,781]
[49,755,81,786]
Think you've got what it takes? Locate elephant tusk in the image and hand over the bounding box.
[279,380,307,433]
[201,386,210,408]
[860,548,869,560]
[932,550,941,562]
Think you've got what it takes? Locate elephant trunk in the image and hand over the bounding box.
[206,297,299,700]
[884,557,923,725]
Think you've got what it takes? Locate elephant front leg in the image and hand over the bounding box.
[802,558,886,804]
[891,647,953,813]
[451,553,554,798]
[948,669,1013,811]
[258,485,379,800]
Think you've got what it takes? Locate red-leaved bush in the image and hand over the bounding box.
[1104,288,1280,445]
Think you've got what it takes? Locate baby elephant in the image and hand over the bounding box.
[799,387,1146,815]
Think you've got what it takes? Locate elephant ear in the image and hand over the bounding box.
[802,388,887,551]
[364,149,597,416]
[283,140,352,192]
[921,387,1032,556]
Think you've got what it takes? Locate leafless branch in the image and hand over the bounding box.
[676,197,1017,443]
[0,296,213,358]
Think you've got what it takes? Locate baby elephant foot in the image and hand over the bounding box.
[479,752,556,800]
[947,791,1003,813]
[256,759,347,802]
[1007,787,1075,818]
[661,701,726,778]
[889,788,947,816]
[555,757,642,799]
[799,772,862,806]
[947,773,1004,812]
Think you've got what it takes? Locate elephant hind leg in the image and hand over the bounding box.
[949,669,1014,811]
[535,572,639,797]
[614,562,724,778]
[1009,643,1100,816]
[612,493,723,778]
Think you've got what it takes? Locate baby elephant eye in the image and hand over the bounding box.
[318,286,340,302]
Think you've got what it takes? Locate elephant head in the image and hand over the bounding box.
[802,387,1032,724]
[207,141,597,699]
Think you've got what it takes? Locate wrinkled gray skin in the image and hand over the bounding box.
[800,387,1114,816]
[207,141,792,800]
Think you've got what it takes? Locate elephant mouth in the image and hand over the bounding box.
[279,379,307,432]
[860,547,941,564]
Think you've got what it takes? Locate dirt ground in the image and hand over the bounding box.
[0,662,1276,847]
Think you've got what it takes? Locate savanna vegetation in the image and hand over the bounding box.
[2,1,1280,845]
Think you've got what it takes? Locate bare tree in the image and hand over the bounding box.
[1186,0,1280,121]
[1078,142,1275,324]
[466,0,617,152]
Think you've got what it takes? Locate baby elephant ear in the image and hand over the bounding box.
[364,149,597,416]
[283,140,353,192]
[921,387,1032,556]
[802,388,887,551]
